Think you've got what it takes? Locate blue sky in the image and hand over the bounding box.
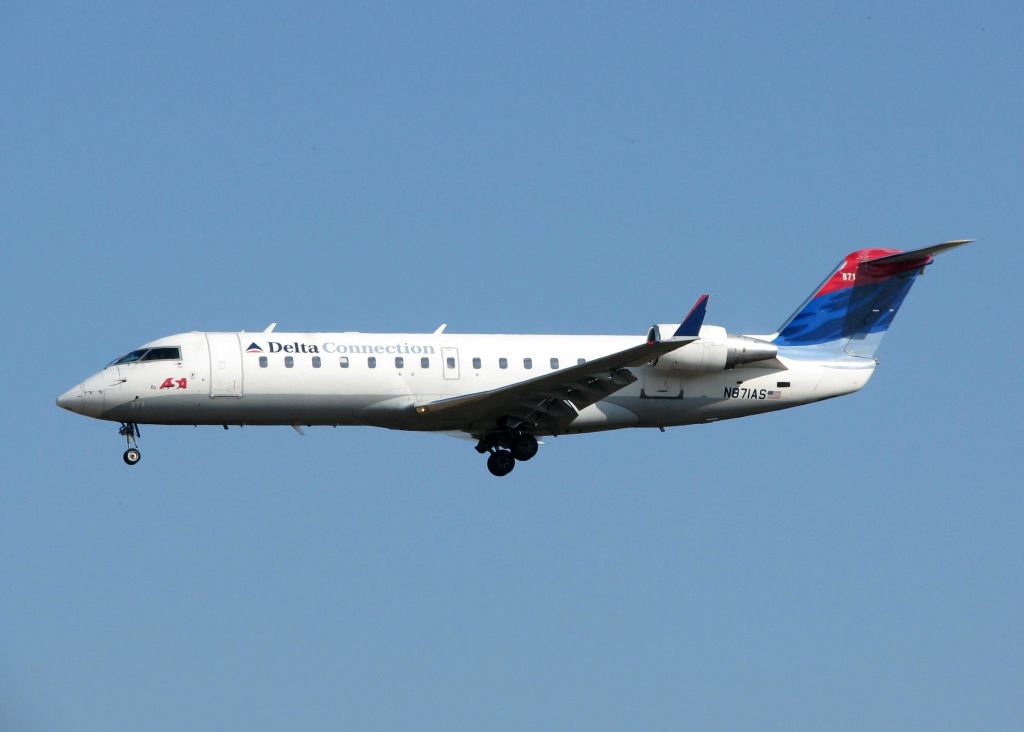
[2,2,1022,729]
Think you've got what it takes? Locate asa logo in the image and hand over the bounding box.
[160,378,188,390]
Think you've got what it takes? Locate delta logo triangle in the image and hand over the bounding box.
[245,342,264,353]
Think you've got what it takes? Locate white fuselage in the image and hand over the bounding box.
[58,328,875,436]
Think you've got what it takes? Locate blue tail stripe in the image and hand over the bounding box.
[774,275,918,347]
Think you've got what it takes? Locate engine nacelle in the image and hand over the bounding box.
[652,325,778,372]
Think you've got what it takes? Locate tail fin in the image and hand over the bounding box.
[774,240,971,358]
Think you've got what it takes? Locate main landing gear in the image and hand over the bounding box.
[477,432,539,477]
[119,422,141,465]
[486,450,515,477]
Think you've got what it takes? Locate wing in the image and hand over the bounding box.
[414,295,709,435]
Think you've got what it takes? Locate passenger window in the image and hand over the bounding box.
[395,356,404,369]
[285,356,294,368]
[312,356,321,368]
[339,356,349,368]
[472,357,481,369]
[523,358,533,369]
[499,357,508,369]
[550,357,559,369]
[259,356,268,368]
[368,356,376,368]
[446,357,456,369]
[577,358,586,365]
[421,357,429,368]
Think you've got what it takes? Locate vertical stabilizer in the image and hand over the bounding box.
[774,240,971,358]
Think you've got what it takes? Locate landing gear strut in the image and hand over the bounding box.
[477,431,539,476]
[119,422,141,465]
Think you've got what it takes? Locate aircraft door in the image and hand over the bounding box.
[441,347,460,380]
[206,333,243,397]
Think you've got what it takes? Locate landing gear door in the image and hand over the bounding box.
[441,347,460,380]
[206,333,243,397]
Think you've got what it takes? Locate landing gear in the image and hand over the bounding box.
[486,450,515,477]
[510,433,538,462]
[477,431,539,476]
[119,422,141,466]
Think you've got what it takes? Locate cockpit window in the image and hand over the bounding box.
[141,347,181,361]
[109,349,148,366]
[108,346,181,366]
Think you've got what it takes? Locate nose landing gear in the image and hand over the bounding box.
[119,422,141,465]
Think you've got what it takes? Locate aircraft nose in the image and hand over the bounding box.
[56,378,105,418]
[57,384,81,411]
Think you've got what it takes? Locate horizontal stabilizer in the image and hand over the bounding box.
[866,239,973,267]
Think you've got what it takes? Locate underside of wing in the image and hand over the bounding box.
[414,295,710,435]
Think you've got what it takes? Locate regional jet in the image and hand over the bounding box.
[57,241,969,476]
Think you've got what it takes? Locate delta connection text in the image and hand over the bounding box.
[256,340,437,356]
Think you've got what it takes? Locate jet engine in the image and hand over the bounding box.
[652,325,778,372]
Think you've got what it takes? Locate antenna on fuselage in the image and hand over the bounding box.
[433,324,447,334]
[263,323,277,333]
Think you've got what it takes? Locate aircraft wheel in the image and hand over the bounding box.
[123,448,141,466]
[510,433,538,462]
[486,450,515,477]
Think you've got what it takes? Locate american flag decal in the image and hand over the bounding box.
[766,390,781,400]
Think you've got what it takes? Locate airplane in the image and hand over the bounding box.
[56,240,970,476]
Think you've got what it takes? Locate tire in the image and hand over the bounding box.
[510,433,539,462]
[486,450,515,477]
[123,448,141,465]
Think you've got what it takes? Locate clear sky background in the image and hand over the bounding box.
[2,2,1021,730]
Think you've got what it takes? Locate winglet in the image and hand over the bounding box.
[673,294,710,338]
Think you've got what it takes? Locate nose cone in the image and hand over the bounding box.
[56,379,105,418]
[56,385,80,411]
